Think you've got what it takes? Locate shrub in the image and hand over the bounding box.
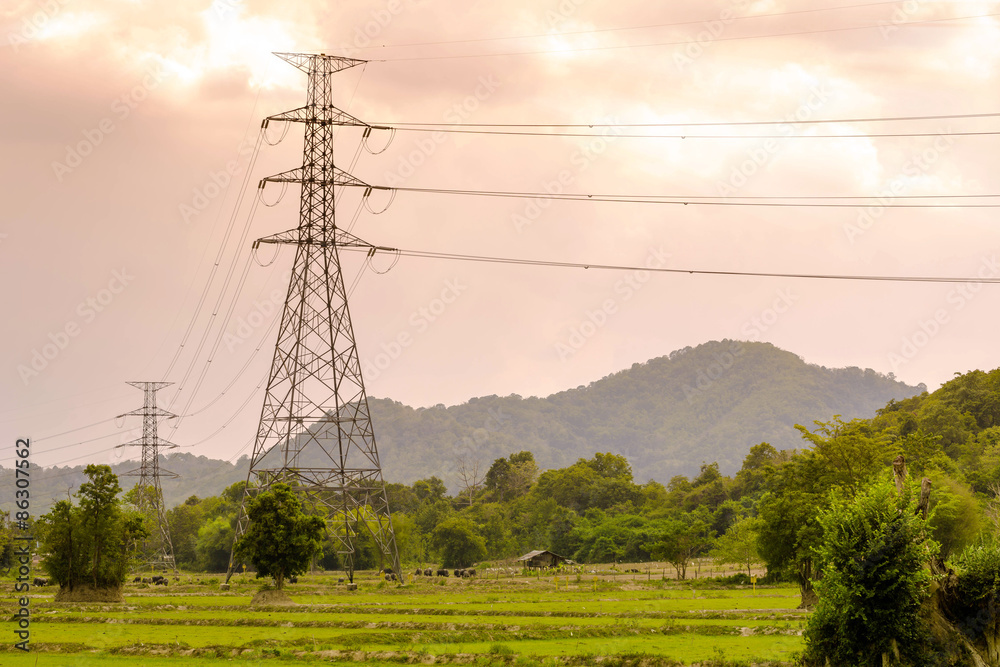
[802,478,938,666]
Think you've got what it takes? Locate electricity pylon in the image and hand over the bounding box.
[226,52,401,584]
[117,381,178,573]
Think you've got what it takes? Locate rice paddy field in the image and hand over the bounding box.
[2,567,805,666]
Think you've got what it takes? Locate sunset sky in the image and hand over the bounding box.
[2,0,998,474]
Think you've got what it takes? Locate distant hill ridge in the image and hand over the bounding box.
[368,340,924,488]
[5,340,924,513]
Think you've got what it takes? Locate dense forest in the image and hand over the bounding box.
[4,340,922,517]
[369,340,923,487]
[7,360,1000,664]
[43,365,994,586]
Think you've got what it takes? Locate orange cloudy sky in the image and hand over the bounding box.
[1,0,998,469]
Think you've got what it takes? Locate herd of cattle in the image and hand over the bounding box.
[110,569,481,586]
[414,567,477,578]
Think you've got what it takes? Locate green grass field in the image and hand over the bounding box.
[1,570,805,666]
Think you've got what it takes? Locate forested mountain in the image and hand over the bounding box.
[368,340,923,489]
[5,340,922,514]
[0,453,246,516]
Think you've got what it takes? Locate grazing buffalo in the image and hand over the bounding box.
[155,579,168,586]
[288,576,298,584]
[466,568,477,577]
[33,577,48,587]
[384,572,397,582]
[454,569,464,578]
[436,569,449,577]
[133,576,142,583]
[415,568,423,576]
[423,568,433,577]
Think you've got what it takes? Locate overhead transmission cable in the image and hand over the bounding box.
[381,186,1000,208]
[369,127,1000,139]
[162,128,267,380]
[340,246,1000,285]
[379,111,1000,128]
[346,0,931,50]
[374,11,1000,61]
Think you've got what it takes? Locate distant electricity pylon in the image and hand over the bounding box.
[226,52,401,584]
[117,381,178,573]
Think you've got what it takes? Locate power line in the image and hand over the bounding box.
[376,11,1000,62]
[342,246,1000,286]
[350,0,911,51]
[385,186,1000,208]
[26,417,119,443]
[378,127,1000,140]
[378,111,1000,129]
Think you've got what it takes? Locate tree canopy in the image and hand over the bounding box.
[233,483,325,590]
[37,464,146,591]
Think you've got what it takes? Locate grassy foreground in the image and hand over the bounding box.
[2,568,805,666]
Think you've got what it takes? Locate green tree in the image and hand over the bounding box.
[803,477,938,667]
[485,452,537,502]
[38,500,79,587]
[430,516,486,568]
[233,484,325,590]
[195,516,235,572]
[926,474,982,559]
[756,452,825,600]
[37,465,146,592]
[796,417,893,493]
[643,513,711,579]
[946,535,1000,661]
[165,495,205,568]
[0,510,13,571]
[711,516,761,577]
[413,477,448,503]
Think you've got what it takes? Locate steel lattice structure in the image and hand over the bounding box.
[226,52,400,584]
[117,381,178,572]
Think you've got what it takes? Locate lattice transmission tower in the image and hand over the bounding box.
[117,381,178,573]
[226,52,400,584]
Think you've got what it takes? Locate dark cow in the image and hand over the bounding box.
[466,568,477,577]
[415,568,423,576]
[155,579,168,586]
[384,572,397,582]
[288,575,298,584]
[454,569,465,578]
[436,569,449,577]
[133,576,142,583]
[151,575,165,584]
[33,577,48,587]
[338,577,345,584]
[423,568,433,577]
[141,578,151,584]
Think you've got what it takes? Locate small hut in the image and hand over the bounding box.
[516,550,572,569]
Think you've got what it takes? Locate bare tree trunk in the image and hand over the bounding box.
[918,478,932,520]
[893,454,907,496]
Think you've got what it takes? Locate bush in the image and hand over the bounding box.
[802,478,938,667]
[949,535,1000,645]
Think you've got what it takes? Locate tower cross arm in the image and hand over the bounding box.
[265,105,369,128]
[272,52,366,73]
[260,166,378,189]
[116,438,179,449]
[116,408,177,419]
